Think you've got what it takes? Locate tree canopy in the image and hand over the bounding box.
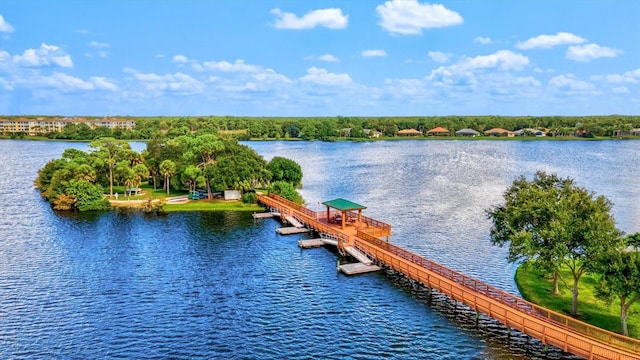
[487,171,622,317]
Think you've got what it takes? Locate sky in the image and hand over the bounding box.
[0,1,639,117]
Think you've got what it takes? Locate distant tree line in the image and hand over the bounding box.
[13,115,640,141]
[35,135,304,211]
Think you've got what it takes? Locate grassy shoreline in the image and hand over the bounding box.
[515,265,640,338]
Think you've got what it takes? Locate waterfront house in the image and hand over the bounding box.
[455,128,480,137]
[514,128,546,137]
[426,127,451,136]
[397,128,423,136]
[363,129,382,138]
[484,128,514,137]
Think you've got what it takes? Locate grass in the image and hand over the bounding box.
[163,200,264,212]
[515,265,640,338]
[109,184,265,212]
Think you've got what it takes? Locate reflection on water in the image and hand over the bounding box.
[1,139,638,359]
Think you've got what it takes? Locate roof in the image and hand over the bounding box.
[484,128,512,134]
[426,126,450,134]
[322,198,367,211]
[397,128,422,135]
[455,128,480,135]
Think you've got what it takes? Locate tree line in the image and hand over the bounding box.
[11,115,640,141]
[487,171,640,336]
[35,135,303,211]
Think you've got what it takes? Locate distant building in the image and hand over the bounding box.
[363,129,382,138]
[0,116,136,135]
[426,126,450,136]
[455,128,480,137]
[484,128,514,137]
[514,128,546,137]
[397,128,422,136]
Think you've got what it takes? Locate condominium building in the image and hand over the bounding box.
[0,117,136,135]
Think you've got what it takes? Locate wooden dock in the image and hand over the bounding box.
[276,227,310,235]
[298,239,325,248]
[252,212,277,219]
[257,193,640,360]
[338,263,381,275]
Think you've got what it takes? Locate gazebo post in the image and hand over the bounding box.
[341,210,345,229]
[326,206,330,223]
[358,209,362,224]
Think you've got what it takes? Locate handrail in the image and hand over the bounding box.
[258,193,640,359]
[354,231,640,356]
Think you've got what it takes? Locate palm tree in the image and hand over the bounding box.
[159,160,176,195]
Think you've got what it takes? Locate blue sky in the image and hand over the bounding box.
[1,1,639,116]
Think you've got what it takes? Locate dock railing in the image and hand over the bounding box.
[353,232,640,358]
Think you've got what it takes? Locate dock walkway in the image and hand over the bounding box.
[258,193,640,360]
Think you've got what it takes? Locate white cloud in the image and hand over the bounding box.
[549,74,594,91]
[300,67,352,86]
[612,86,629,94]
[474,36,492,45]
[201,59,259,72]
[566,43,622,62]
[90,76,119,91]
[155,54,165,59]
[384,78,430,97]
[13,43,73,68]
[428,51,451,63]
[271,8,348,29]
[362,49,387,57]
[129,70,205,95]
[376,0,463,35]
[172,54,189,63]
[317,54,339,62]
[591,68,640,84]
[516,32,586,49]
[88,41,109,48]
[462,50,529,71]
[0,14,14,33]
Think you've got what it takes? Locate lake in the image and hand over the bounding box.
[1,139,638,359]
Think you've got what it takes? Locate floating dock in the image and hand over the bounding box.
[276,227,310,235]
[338,262,381,275]
[252,212,277,219]
[298,239,325,248]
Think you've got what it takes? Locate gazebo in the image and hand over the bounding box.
[322,198,367,230]
[426,126,450,136]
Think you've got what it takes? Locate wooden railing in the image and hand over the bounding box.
[258,193,640,360]
[353,232,640,360]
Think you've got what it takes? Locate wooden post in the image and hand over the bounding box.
[358,209,362,224]
[326,205,330,223]
[341,210,345,229]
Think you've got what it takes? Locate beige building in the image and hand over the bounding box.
[0,117,136,135]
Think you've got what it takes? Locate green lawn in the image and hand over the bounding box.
[163,200,263,212]
[515,266,640,338]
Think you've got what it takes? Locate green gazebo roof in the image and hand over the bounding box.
[322,198,367,211]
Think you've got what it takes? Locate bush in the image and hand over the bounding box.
[242,192,257,204]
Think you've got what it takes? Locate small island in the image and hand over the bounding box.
[34,135,303,213]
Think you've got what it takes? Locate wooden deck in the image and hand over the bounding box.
[339,262,381,275]
[258,193,640,360]
[276,227,310,235]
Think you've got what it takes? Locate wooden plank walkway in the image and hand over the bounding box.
[257,193,640,360]
[298,239,325,248]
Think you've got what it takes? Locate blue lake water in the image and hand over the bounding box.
[0,139,638,359]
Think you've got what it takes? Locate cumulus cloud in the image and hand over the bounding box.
[317,54,339,62]
[0,14,15,33]
[474,36,492,45]
[13,43,73,68]
[362,49,387,57]
[172,54,189,63]
[376,0,463,35]
[300,67,352,86]
[271,8,348,29]
[428,51,451,63]
[461,50,529,71]
[549,74,594,91]
[426,50,529,88]
[591,68,640,84]
[16,72,118,92]
[516,32,586,49]
[201,59,260,72]
[566,44,622,62]
[128,70,206,94]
